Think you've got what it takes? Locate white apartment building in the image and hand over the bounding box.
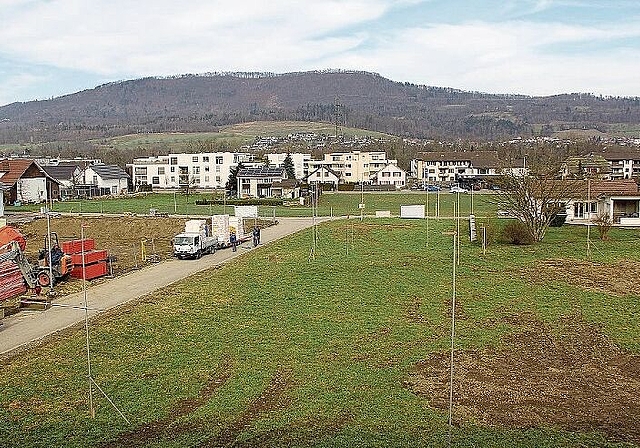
[266,153,311,179]
[411,151,503,184]
[591,148,640,180]
[307,150,395,184]
[127,152,255,189]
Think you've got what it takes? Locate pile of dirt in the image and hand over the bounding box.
[526,258,640,297]
[404,313,640,443]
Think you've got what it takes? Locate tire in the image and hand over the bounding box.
[196,250,202,259]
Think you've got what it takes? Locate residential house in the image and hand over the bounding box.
[81,164,130,196]
[370,163,406,188]
[561,154,611,180]
[307,150,395,184]
[127,152,256,190]
[303,166,341,190]
[236,167,287,198]
[0,159,60,204]
[564,179,640,227]
[40,163,83,199]
[271,179,301,199]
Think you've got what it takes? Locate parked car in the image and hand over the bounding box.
[426,185,441,192]
[449,186,469,193]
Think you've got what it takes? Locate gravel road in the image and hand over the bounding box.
[0,217,329,357]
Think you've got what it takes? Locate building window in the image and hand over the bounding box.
[204,166,210,172]
[192,156,199,162]
[92,175,98,185]
[382,172,390,177]
[216,156,223,164]
[157,167,165,175]
[134,167,147,175]
[170,166,175,173]
[204,176,210,182]
[170,157,178,165]
[203,156,209,162]
[152,176,160,185]
[170,176,175,182]
[194,166,200,174]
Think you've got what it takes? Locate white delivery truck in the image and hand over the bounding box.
[173,219,217,259]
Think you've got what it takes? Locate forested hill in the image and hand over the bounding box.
[1,70,639,144]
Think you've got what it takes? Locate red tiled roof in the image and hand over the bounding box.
[573,179,640,199]
[0,159,38,187]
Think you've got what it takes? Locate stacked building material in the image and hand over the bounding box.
[65,239,109,280]
[0,260,27,301]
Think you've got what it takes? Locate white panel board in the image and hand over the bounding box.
[375,210,391,218]
[234,205,258,218]
[400,204,425,219]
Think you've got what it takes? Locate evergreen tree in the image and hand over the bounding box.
[226,162,245,196]
[283,153,296,179]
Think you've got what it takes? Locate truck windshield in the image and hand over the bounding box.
[174,236,193,245]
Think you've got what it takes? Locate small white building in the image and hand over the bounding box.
[83,165,130,195]
[303,166,341,189]
[370,163,406,188]
[565,179,640,227]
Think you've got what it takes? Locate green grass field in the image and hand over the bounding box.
[1,217,639,447]
[6,191,495,219]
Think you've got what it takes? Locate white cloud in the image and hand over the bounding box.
[0,0,399,76]
[318,21,640,96]
[0,0,639,102]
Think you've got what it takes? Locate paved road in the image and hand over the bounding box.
[0,217,329,357]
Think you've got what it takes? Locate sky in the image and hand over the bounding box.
[1,0,639,106]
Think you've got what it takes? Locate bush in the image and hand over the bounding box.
[501,220,534,245]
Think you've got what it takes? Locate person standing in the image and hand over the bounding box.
[252,226,259,247]
[230,232,237,252]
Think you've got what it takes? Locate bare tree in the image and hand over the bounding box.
[495,165,581,243]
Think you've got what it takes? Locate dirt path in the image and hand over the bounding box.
[0,217,329,357]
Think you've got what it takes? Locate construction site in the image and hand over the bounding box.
[0,212,270,328]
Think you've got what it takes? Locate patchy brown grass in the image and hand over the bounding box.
[100,360,234,448]
[405,313,640,443]
[525,259,640,297]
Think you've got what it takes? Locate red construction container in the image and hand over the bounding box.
[71,250,108,266]
[62,239,96,254]
[71,261,108,280]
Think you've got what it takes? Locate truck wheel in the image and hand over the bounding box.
[196,250,202,259]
